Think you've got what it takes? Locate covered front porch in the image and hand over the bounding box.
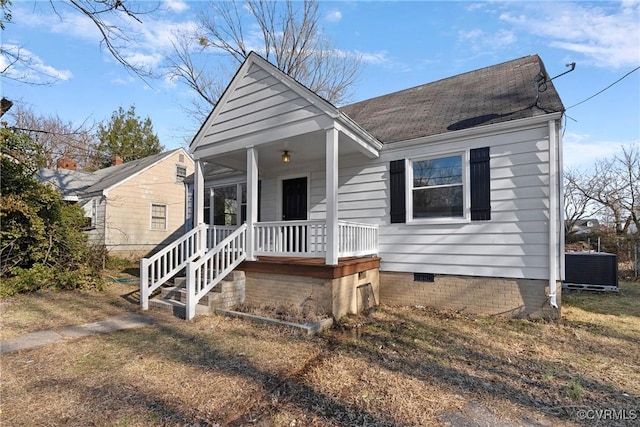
[192,122,382,266]
[141,52,384,319]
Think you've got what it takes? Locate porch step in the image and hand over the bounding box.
[148,285,222,318]
[147,273,245,319]
[147,298,211,319]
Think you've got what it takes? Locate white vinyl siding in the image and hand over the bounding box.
[305,124,553,281]
[197,63,333,152]
[200,122,558,281]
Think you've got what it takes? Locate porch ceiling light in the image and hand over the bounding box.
[281,150,291,163]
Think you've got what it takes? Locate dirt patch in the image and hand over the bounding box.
[231,302,331,324]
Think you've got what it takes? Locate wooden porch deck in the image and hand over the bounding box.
[238,256,381,279]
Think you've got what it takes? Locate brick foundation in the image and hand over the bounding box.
[213,271,246,309]
[243,268,380,319]
[379,271,561,319]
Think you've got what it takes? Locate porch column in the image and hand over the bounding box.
[194,159,205,226]
[246,146,258,261]
[193,159,206,254]
[326,127,339,265]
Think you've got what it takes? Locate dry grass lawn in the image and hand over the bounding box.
[1,278,639,426]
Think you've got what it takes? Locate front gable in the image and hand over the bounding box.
[190,52,340,159]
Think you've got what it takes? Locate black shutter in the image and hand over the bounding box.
[470,147,491,221]
[390,160,406,223]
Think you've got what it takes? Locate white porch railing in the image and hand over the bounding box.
[185,224,247,320]
[253,220,378,258]
[207,225,237,249]
[338,221,379,257]
[254,220,326,257]
[141,220,377,318]
[140,223,207,310]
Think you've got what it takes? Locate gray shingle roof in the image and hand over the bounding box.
[39,149,183,198]
[340,55,564,143]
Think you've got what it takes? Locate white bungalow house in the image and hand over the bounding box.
[140,52,565,321]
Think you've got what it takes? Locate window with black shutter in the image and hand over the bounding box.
[391,147,491,223]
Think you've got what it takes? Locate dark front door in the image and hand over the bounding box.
[282,177,307,221]
[282,177,307,253]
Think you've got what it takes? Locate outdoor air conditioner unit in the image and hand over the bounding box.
[563,252,619,292]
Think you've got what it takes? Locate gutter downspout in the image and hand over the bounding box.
[548,119,560,309]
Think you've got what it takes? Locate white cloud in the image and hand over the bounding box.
[123,52,165,69]
[325,10,342,23]
[563,132,639,169]
[358,50,391,65]
[457,28,516,53]
[111,75,135,85]
[18,7,103,44]
[499,2,640,69]
[0,44,73,83]
[163,0,189,13]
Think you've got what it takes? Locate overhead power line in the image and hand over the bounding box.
[566,66,640,110]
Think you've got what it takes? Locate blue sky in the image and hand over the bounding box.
[2,0,639,170]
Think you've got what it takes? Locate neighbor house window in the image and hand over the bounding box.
[409,154,464,219]
[176,165,187,182]
[151,203,167,230]
[81,199,97,229]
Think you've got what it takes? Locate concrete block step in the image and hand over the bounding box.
[148,297,214,318]
[159,286,223,305]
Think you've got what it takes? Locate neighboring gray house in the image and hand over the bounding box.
[39,148,194,258]
[568,219,602,236]
[141,53,566,320]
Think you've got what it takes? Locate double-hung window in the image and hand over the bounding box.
[151,203,167,230]
[176,165,187,182]
[390,148,490,224]
[409,154,464,220]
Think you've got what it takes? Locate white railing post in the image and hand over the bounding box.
[198,223,207,256]
[140,258,149,310]
[185,262,196,321]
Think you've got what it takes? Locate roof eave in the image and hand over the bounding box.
[336,112,383,158]
[382,112,564,152]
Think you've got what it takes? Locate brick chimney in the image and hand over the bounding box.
[113,156,124,166]
[56,157,77,171]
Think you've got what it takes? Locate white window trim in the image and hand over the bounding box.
[150,203,168,231]
[406,150,471,224]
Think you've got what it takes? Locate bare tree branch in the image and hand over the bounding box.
[566,143,640,235]
[166,0,362,122]
[8,104,96,170]
[1,0,157,85]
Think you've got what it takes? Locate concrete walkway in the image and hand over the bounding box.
[0,313,154,355]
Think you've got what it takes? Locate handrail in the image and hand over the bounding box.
[140,224,206,310]
[185,224,247,320]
